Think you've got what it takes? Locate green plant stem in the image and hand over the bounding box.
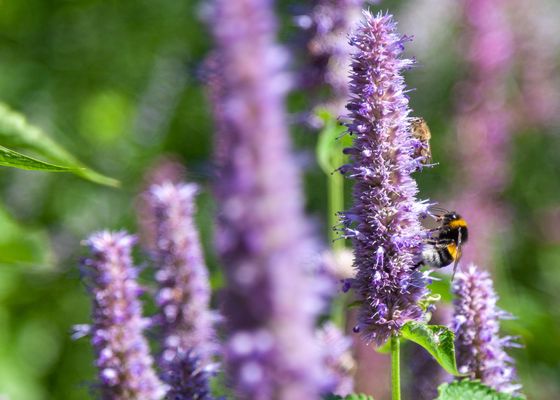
[391,334,401,400]
[328,149,348,329]
[328,150,344,251]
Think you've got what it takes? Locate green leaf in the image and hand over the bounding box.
[324,394,375,400]
[401,321,462,376]
[0,103,119,186]
[0,145,75,172]
[436,380,525,400]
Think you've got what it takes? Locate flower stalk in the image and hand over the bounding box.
[391,335,401,400]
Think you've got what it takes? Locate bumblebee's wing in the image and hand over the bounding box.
[451,229,463,281]
[427,206,450,218]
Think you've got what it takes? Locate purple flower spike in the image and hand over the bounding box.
[82,231,167,400]
[341,12,429,345]
[305,0,370,114]
[452,265,522,396]
[317,322,355,396]
[209,0,327,398]
[147,182,217,400]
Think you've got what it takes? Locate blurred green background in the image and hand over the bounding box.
[0,0,558,399]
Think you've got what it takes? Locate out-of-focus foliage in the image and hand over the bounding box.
[0,103,118,184]
[0,0,558,399]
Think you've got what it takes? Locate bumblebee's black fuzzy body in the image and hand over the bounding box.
[415,212,468,271]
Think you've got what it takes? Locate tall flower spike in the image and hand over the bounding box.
[147,182,217,399]
[317,322,355,396]
[305,0,370,114]
[81,231,166,400]
[341,12,429,345]
[452,265,522,395]
[209,0,327,398]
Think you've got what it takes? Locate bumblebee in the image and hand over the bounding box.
[414,210,469,279]
[410,117,432,165]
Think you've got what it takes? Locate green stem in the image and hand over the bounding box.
[328,149,348,329]
[328,150,344,251]
[391,334,401,400]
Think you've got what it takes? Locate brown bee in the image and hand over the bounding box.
[410,117,432,164]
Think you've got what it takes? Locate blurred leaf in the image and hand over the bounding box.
[0,204,52,267]
[324,394,375,400]
[0,145,74,172]
[0,103,119,186]
[401,321,462,376]
[315,108,348,174]
[436,380,524,400]
[79,90,131,144]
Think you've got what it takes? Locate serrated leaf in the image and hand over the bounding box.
[436,380,525,400]
[323,394,374,400]
[401,321,462,376]
[0,145,75,172]
[0,103,119,186]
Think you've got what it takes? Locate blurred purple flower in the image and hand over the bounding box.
[302,0,370,114]
[81,231,167,400]
[452,265,522,395]
[147,182,217,399]
[317,322,355,396]
[452,0,514,267]
[208,0,327,398]
[510,0,560,128]
[341,12,429,345]
[136,156,187,251]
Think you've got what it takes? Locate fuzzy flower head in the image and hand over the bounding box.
[81,231,167,400]
[452,265,522,395]
[147,182,217,399]
[341,12,429,345]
